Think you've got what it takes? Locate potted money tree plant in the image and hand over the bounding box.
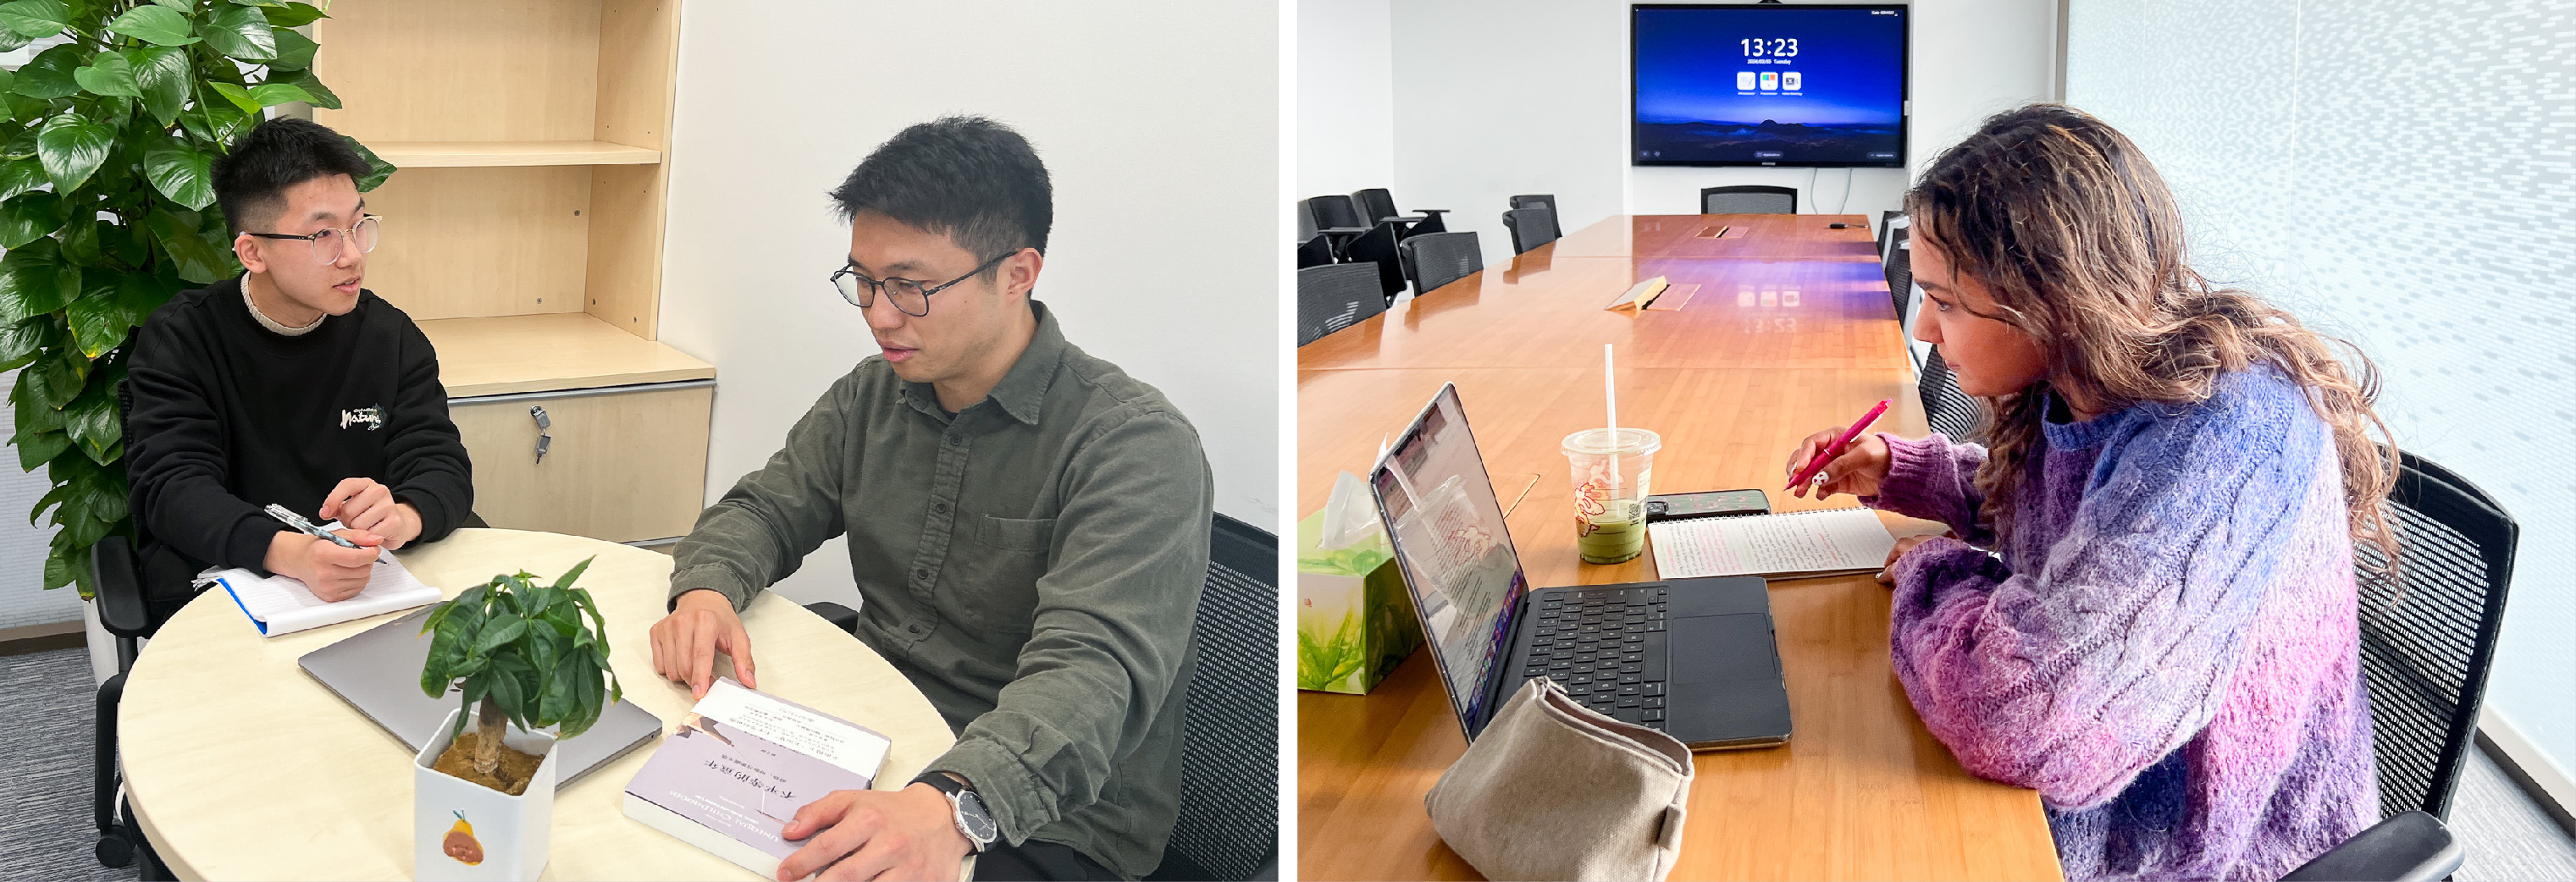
[412,558,620,881]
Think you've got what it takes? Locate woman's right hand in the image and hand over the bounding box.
[1784,427,1893,499]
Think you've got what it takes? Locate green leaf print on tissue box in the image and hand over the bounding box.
[1296,508,1423,693]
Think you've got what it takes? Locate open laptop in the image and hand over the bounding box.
[300,606,661,782]
[1369,383,1793,750]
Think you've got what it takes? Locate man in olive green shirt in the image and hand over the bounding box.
[646,117,1212,882]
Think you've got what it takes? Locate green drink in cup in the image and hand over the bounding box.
[1562,427,1661,565]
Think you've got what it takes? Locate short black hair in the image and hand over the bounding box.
[212,117,372,236]
[829,116,1052,267]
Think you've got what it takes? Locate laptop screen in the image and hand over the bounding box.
[1370,384,1529,728]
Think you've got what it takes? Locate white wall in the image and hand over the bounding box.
[1371,0,2058,267]
[661,2,1279,608]
[1299,0,1396,197]
[0,368,75,631]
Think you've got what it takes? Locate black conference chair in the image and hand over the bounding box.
[1299,196,1369,256]
[1341,221,1409,305]
[1145,512,1280,881]
[1352,188,1447,237]
[1295,234,1334,270]
[1877,210,1904,260]
[1882,225,1912,324]
[2282,450,2516,881]
[1297,263,1387,346]
[1502,207,1558,255]
[1507,194,1563,240]
[1917,345,1983,441]
[1397,230,1483,298]
[1700,185,1797,215]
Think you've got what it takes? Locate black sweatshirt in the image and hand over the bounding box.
[125,276,473,576]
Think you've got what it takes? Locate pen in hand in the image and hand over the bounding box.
[1788,400,1891,492]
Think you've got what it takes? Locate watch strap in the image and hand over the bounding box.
[911,770,966,797]
[909,771,993,852]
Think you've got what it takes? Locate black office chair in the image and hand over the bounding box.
[1295,234,1335,270]
[1700,185,1797,215]
[1502,207,1558,255]
[1877,209,1904,256]
[1917,345,1983,442]
[1145,512,1280,881]
[2282,451,2516,881]
[1299,196,1369,257]
[1882,226,1912,324]
[1507,194,1563,240]
[1351,188,1447,237]
[1397,230,1484,298]
[1341,221,1409,306]
[1297,263,1387,346]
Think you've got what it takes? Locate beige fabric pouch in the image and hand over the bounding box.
[1423,677,1694,881]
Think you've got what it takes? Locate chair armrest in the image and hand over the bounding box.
[1317,226,1368,236]
[1413,208,1449,217]
[2281,811,2463,882]
[804,602,860,636]
[92,536,153,638]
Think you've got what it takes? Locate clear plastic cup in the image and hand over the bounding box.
[1562,427,1661,565]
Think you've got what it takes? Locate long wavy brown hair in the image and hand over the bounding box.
[1904,103,2400,571]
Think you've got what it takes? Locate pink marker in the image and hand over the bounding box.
[1788,399,1890,491]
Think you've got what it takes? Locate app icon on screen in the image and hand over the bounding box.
[1783,71,1802,91]
[1737,71,1756,90]
[1759,72,1778,90]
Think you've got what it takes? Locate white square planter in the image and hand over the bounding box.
[415,708,559,881]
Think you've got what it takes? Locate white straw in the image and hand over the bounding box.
[1604,344,1622,488]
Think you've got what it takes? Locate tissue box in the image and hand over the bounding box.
[1296,509,1423,694]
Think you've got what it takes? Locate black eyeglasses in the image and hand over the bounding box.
[246,215,381,263]
[830,251,1014,317]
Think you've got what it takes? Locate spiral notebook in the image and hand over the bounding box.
[1647,507,1897,580]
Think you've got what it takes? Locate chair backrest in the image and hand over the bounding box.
[1296,199,1320,242]
[1352,188,1401,224]
[1295,234,1333,270]
[1151,513,1280,881]
[1502,207,1559,255]
[1398,231,1484,297]
[1306,194,1365,229]
[1882,229,1912,323]
[1917,345,1983,441]
[1878,210,1905,258]
[2353,451,2518,822]
[1296,263,1386,346]
[1341,222,1408,304]
[1508,194,1562,239]
[1700,185,1797,215]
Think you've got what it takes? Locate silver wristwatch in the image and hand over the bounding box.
[913,772,998,853]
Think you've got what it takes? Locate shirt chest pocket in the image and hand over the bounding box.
[941,514,1054,634]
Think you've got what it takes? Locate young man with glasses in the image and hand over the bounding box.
[646,116,1213,882]
[124,117,473,608]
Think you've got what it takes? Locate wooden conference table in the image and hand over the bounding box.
[1297,214,2064,880]
[118,528,963,881]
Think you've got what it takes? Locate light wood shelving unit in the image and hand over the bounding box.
[313,0,712,543]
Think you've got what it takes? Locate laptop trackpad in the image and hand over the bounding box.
[1667,612,1792,743]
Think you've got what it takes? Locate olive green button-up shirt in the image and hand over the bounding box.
[667,301,1212,878]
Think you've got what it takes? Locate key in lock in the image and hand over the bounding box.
[531,405,552,465]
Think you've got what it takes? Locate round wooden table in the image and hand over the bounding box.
[119,528,960,880]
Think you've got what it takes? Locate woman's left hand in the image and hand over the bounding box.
[1877,534,1941,585]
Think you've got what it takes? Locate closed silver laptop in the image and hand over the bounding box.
[299,606,660,782]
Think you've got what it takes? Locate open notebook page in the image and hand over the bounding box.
[1649,507,1898,580]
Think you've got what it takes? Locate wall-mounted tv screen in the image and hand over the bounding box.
[1633,4,1908,168]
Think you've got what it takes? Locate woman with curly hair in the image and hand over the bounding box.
[1785,104,2391,880]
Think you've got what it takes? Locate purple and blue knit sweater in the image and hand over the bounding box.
[1863,369,2377,881]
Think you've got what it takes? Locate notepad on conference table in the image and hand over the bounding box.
[202,553,439,637]
[1648,507,1897,579]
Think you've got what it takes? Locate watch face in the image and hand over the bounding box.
[957,791,998,842]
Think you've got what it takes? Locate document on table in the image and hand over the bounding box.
[199,548,440,637]
[1648,507,1898,580]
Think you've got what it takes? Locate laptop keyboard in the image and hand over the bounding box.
[1518,586,1670,730]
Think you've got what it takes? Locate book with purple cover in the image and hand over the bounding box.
[622,678,894,876]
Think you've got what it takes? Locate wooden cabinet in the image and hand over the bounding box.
[314,0,712,543]
[449,383,711,543]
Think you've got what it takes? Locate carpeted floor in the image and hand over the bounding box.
[0,646,135,881]
[3,642,2575,878]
